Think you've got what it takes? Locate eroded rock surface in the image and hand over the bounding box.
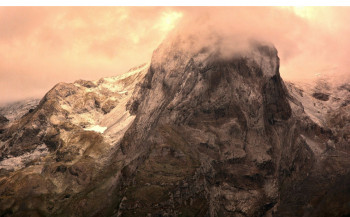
[0,98,40,122]
[0,64,148,216]
[0,34,349,217]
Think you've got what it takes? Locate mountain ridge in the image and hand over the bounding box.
[0,36,349,217]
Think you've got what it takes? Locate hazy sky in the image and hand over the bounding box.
[0,7,349,105]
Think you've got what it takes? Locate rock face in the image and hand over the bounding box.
[0,115,9,135]
[0,34,349,217]
[0,115,8,124]
[0,64,148,215]
[282,78,350,217]
[0,98,40,122]
[119,37,292,217]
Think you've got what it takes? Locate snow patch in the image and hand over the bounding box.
[60,104,71,111]
[0,98,40,121]
[100,83,120,92]
[85,88,94,93]
[84,125,107,133]
[114,63,149,80]
[0,143,49,170]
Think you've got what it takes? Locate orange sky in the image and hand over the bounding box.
[0,7,349,105]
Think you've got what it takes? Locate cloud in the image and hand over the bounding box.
[0,7,182,105]
[176,7,350,84]
[0,7,349,105]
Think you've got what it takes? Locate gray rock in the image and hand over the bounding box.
[0,33,349,217]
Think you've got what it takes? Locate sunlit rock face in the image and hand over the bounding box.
[0,64,148,215]
[282,79,350,217]
[0,33,349,217]
[118,36,294,216]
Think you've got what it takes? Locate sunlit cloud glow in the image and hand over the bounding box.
[0,7,349,105]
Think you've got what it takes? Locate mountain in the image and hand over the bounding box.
[0,35,349,217]
[0,99,41,122]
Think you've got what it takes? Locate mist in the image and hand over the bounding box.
[1,7,349,105]
[170,7,350,83]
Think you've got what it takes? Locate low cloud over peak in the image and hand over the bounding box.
[1,7,349,105]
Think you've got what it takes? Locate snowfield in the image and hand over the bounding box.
[84,125,108,133]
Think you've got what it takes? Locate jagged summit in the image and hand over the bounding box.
[0,63,148,169]
[0,34,349,217]
[116,35,295,216]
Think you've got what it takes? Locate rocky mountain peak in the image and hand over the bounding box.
[0,34,349,217]
[125,35,290,151]
[116,36,295,216]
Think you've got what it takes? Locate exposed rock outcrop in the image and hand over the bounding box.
[0,98,40,122]
[0,115,8,124]
[0,34,349,217]
[0,114,8,135]
[0,64,148,215]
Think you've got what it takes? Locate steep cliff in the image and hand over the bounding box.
[0,34,349,217]
[117,36,293,217]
